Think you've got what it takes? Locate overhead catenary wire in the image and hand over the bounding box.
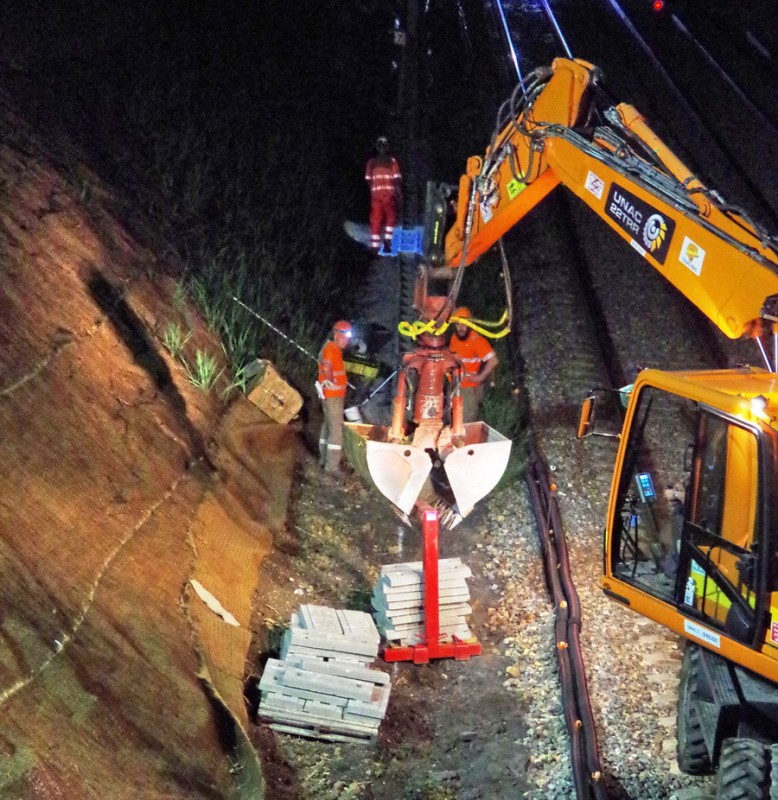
[602,0,778,229]
[670,13,778,138]
[539,0,573,58]
[493,0,523,83]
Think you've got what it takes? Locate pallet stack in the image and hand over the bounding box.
[371,558,475,646]
[258,604,390,743]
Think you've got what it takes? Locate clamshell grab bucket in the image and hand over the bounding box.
[364,441,432,515]
[344,421,511,521]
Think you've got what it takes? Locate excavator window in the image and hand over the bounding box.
[610,386,767,645]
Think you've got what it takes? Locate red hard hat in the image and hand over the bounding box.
[453,307,471,319]
[333,320,353,336]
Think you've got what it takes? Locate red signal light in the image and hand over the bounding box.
[652,0,665,11]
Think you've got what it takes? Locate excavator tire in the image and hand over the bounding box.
[677,644,714,775]
[715,738,770,800]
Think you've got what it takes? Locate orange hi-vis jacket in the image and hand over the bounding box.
[365,157,402,198]
[449,331,496,388]
[318,340,347,399]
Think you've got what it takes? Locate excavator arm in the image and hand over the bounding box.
[354,58,778,530]
[442,58,778,340]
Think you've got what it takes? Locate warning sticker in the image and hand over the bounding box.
[585,170,605,200]
[507,178,527,200]
[771,621,778,644]
[605,184,675,264]
[679,235,705,276]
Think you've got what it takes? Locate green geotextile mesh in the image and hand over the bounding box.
[0,143,298,798]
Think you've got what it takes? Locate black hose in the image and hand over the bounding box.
[526,439,609,799]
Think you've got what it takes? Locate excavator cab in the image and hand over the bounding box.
[602,368,778,683]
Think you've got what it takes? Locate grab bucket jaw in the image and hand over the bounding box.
[443,433,512,518]
[364,441,432,515]
[361,422,511,521]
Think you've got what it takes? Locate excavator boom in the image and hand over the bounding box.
[444,58,778,340]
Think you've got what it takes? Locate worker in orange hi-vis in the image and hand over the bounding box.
[448,307,499,423]
[365,136,402,255]
[316,320,352,475]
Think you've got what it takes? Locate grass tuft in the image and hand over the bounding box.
[183,349,223,390]
[162,321,192,359]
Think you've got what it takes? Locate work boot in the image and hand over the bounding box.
[382,241,392,255]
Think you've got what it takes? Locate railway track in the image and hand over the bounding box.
[350,2,776,795]
[476,3,777,796]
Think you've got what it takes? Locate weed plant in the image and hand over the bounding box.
[162,322,191,359]
[183,349,223,391]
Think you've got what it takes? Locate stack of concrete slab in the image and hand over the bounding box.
[258,605,390,743]
[371,558,474,646]
[281,604,380,665]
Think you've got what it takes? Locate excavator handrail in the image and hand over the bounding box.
[546,126,778,267]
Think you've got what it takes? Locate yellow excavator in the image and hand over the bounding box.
[402,58,778,793]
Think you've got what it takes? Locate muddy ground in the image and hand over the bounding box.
[246,445,532,800]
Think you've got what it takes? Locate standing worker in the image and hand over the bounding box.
[448,307,499,423]
[365,136,402,255]
[317,320,352,476]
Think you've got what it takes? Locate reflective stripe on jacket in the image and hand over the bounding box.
[318,340,347,398]
[366,157,402,197]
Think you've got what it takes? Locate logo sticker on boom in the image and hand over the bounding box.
[771,621,778,645]
[679,236,705,276]
[606,184,675,264]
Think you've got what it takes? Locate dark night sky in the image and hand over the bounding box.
[0,3,407,216]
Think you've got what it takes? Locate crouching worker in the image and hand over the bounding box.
[317,320,352,475]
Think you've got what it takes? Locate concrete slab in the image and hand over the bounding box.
[284,628,379,658]
[380,560,472,587]
[282,641,372,665]
[285,654,389,684]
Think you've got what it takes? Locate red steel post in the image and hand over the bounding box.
[422,507,440,649]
